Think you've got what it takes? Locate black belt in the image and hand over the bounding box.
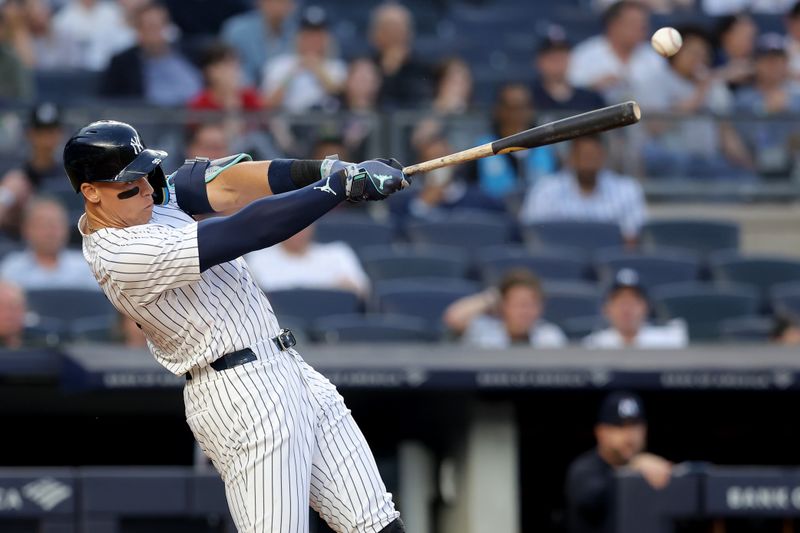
[185,329,296,381]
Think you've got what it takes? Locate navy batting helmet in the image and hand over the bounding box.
[63,120,169,205]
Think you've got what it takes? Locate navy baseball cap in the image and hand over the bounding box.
[606,268,647,301]
[299,5,329,30]
[30,102,61,129]
[597,391,646,426]
[536,25,571,54]
[755,33,786,57]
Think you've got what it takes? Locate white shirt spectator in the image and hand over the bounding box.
[0,249,98,290]
[583,319,688,348]
[568,36,665,103]
[53,0,134,71]
[519,169,647,240]
[245,240,369,295]
[702,0,794,14]
[462,315,567,349]
[262,54,347,112]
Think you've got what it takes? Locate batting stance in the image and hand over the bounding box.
[63,120,409,533]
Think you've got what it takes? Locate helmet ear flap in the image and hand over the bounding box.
[149,166,168,205]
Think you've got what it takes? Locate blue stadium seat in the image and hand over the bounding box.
[25,289,116,340]
[405,214,513,256]
[709,253,800,302]
[313,214,395,252]
[560,315,606,341]
[594,248,701,290]
[477,245,589,284]
[771,281,800,318]
[0,237,22,262]
[374,278,480,326]
[651,282,760,341]
[34,70,101,104]
[719,316,775,343]
[640,219,739,256]
[312,314,437,343]
[266,289,361,323]
[70,315,117,343]
[359,245,469,282]
[522,221,624,255]
[541,281,602,326]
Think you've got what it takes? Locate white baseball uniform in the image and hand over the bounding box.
[78,181,399,532]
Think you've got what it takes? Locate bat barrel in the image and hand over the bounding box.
[491,101,641,154]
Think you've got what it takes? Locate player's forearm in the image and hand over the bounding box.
[206,161,274,215]
[197,173,345,271]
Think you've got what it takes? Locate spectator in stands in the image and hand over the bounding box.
[262,6,346,112]
[390,124,504,220]
[566,391,672,533]
[0,197,97,290]
[771,315,800,345]
[519,135,646,245]
[714,13,757,92]
[734,33,800,177]
[583,269,688,348]
[632,27,755,180]
[19,0,81,70]
[593,0,695,13]
[0,280,26,349]
[100,2,201,105]
[184,123,231,160]
[0,0,33,102]
[532,29,605,112]
[369,2,432,109]
[568,1,664,103]
[0,103,66,239]
[189,41,263,112]
[444,269,567,349]
[432,57,473,114]
[786,2,800,79]
[118,313,147,348]
[337,57,382,161]
[245,224,370,298]
[703,0,793,15]
[52,0,134,71]
[468,83,557,198]
[221,0,297,85]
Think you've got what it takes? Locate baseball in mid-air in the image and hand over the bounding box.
[651,27,683,57]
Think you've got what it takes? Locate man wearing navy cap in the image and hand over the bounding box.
[565,391,672,533]
[583,268,688,348]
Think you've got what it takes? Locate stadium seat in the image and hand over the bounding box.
[522,221,624,255]
[709,253,800,302]
[560,315,606,341]
[770,281,800,318]
[541,281,602,326]
[312,314,437,343]
[594,248,701,290]
[719,316,775,343]
[0,237,22,262]
[374,278,481,326]
[405,214,513,256]
[313,213,395,252]
[640,219,739,256]
[266,289,361,323]
[477,245,590,284]
[650,282,760,341]
[34,70,102,104]
[359,245,469,282]
[25,289,116,339]
[70,315,117,343]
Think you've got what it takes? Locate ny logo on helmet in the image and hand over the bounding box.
[130,136,144,155]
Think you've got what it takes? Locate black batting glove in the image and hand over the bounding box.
[336,159,411,202]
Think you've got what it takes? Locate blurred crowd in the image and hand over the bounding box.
[2,0,800,351]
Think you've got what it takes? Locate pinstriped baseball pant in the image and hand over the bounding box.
[183,345,400,533]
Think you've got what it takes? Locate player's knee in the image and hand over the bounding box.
[377,517,405,533]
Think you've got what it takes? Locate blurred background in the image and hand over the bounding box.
[3,0,800,532]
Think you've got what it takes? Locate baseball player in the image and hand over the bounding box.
[63,120,409,533]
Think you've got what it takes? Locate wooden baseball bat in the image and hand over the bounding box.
[401,101,641,176]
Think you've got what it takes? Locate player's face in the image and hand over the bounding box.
[596,422,647,465]
[604,289,648,338]
[83,176,155,227]
[501,285,543,338]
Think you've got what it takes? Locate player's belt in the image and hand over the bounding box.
[185,329,297,381]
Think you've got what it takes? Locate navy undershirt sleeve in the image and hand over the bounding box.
[197,174,344,272]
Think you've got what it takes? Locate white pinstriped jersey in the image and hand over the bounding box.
[78,185,283,376]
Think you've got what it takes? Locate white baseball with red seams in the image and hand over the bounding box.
[651,27,683,58]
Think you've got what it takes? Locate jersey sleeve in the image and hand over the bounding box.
[98,223,201,305]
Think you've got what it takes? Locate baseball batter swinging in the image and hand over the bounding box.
[63,120,409,533]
